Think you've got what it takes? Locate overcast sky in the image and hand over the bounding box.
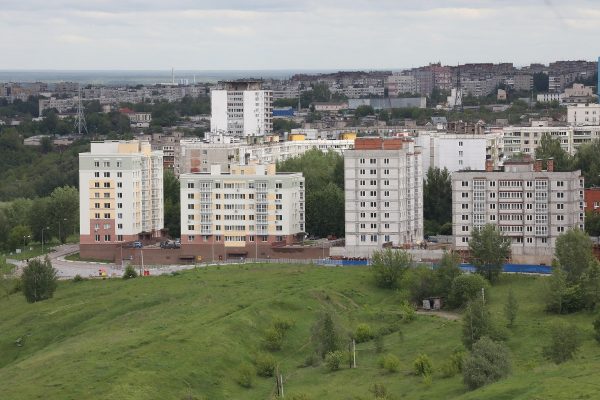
[1,0,599,70]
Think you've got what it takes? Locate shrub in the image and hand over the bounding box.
[236,364,255,388]
[398,300,416,322]
[543,322,582,364]
[311,312,342,358]
[371,248,412,289]
[123,264,138,279]
[440,349,465,378]
[369,383,388,399]
[463,337,511,390]
[21,257,57,303]
[324,351,344,371]
[301,353,319,368]
[72,274,85,282]
[354,323,374,343]
[413,354,433,376]
[504,288,519,328]
[379,353,400,373]
[255,353,277,377]
[449,273,490,309]
[462,298,496,349]
[264,327,284,351]
[273,317,294,333]
[594,315,600,344]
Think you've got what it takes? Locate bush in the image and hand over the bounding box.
[413,353,433,376]
[312,312,343,358]
[123,264,138,279]
[543,322,582,364]
[369,383,388,399]
[462,298,502,349]
[398,300,416,322]
[354,323,374,343]
[273,317,294,333]
[301,353,319,368]
[379,353,400,373]
[264,327,284,351]
[72,274,85,282]
[21,257,57,303]
[463,337,511,390]
[449,273,490,309]
[324,351,344,371]
[236,364,255,388]
[255,353,277,377]
[371,248,412,289]
[440,349,465,378]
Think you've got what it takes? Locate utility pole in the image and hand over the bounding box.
[352,339,356,368]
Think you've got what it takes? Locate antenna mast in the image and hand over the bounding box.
[74,84,88,135]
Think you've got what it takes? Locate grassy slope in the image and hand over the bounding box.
[0,265,599,400]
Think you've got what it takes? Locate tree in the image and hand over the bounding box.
[423,167,452,233]
[312,312,342,358]
[8,225,32,251]
[48,186,79,243]
[543,322,582,364]
[533,72,549,92]
[534,134,571,171]
[354,105,375,118]
[572,139,600,188]
[305,183,344,238]
[593,314,600,344]
[504,288,519,328]
[469,224,510,283]
[449,273,490,309]
[586,211,600,237]
[555,228,594,283]
[21,256,58,303]
[163,170,180,238]
[371,248,412,289]
[123,264,138,279]
[435,251,463,298]
[463,337,511,390]
[462,298,493,349]
[413,354,433,376]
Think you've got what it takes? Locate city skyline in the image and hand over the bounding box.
[2,0,600,70]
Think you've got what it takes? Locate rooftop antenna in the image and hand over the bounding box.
[172,67,175,85]
[74,84,88,135]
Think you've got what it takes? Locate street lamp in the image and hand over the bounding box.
[41,226,49,254]
[58,218,67,244]
[23,235,31,249]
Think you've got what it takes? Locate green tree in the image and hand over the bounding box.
[371,248,412,289]
[572,139,600,188]
[462,298,493,349]
[354,105,375,118]
[555,228,594,283]
[545,263,568,314]
[585,211,600,237]
[543,322,582,364]
[435,251,463,298]
[306,183,344,238]
[312,312,342,358]
[449,273,490,309]
[163,170,180,238]
[534,134,572,171]
[413,354,433,376]
[463,337,511,390]
[8,225,32,251]
[504,288,519,328]
[21,256,57,303]
[48,186,79,243]
[423,167,451,234]
[469,224,510,283]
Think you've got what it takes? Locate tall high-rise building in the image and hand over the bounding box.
[79,140,164,252]
[210,80,273,138]
[344,137,423,255]
[179,163,304,260]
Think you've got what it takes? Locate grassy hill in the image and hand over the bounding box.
[1,264,600,399]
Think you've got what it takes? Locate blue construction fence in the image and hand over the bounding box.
[318,259,553,274]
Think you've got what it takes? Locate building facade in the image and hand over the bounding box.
[452,159,584,264]
[501,125,600,157]
[344,137,423,256]
[210,80,273,137]
[415,132,491,173]
[79,140,164,251]
[179,164,305,260]
[567,103,600,126]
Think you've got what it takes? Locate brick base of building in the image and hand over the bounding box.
[79,243,330,264]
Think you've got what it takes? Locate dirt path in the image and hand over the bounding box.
[416,310,461,321]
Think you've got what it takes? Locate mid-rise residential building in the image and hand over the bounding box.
[584,188,600,213]
[513,75,533,92]
[179,163,305,260]
[38,97,76,116]
[501,125,600,157]
[415,132,495,173]
[567,103,600,126]
[562,83,595,104]
[344,137,423,256]
[536,93,562,103]
[79,140,164,252]
[386,74,417,96]
[210,80,273,137]
[452,158,584,264]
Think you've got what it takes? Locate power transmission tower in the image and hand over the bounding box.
[74,84,88,135]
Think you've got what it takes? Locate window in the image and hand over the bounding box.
[276,183,282,189]
[116,161,121,167]
[117,203,122,209]
[187,193,194,199]
[103,182,110,188]
[188,204,194,209]
[94,182,100,188]
[95,234,100,242]
[103,203,110,208]
[103,172,110,178]
[104,235,111,241]
[188,225,194,230]
[94,172,100,178]
[462,181,469,187]
[187,182,194,189]
[117,223,122,229]
[117,213,123,219]
[94,213,100,218]
[94,161,100,167]
[462,192,469,198]
[117,182,122,188]
[117,172,122,178]
[94,203,100,209]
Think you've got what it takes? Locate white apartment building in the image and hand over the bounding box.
[567,104,600,126]
[452,159,584,264]
[415,132,500,173]
[536,93,562,103]
[179,164,305,259]
[386,74,417,96]
[501,125,600,157]
[210,80,273,137]
[179,137,355,175]
[38,97,76,116]
[344,137,423,256]
[79,140,164,248]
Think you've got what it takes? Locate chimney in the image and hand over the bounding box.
[547,158,554,172]
[485,159,494,172]
[533,159,542,172]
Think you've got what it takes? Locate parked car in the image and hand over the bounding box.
[160,240,180,249]
[133,241,143,248]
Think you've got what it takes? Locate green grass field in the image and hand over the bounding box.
[1,264,599,399]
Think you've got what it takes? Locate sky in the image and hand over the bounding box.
[1,0,600,70]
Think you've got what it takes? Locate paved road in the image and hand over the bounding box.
[8,244,210,280]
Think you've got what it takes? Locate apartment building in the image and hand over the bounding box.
[179,164,305,260]
[210,80,273,137]
[344,137,423,256]
[567,104,600,126]
[452,158,584,264]
[79,140,164,253]
[38,97,76,116]
[501,125,600,157]
[385,74,417,96]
